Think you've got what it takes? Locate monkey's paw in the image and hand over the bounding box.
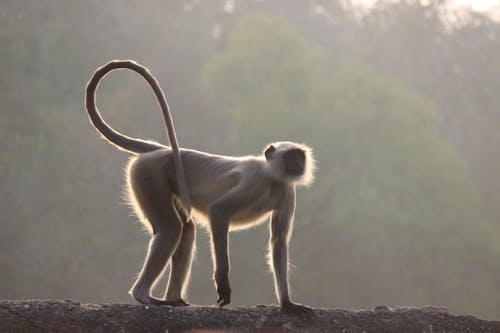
[150,298,191,307]
[215,278,231,307]
[281,301,317,320]
[164,299,191,306]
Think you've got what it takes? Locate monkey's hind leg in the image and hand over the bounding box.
[163,218,196,306]
[128,173,183,305]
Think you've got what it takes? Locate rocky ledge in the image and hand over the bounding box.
[1,299,499,332]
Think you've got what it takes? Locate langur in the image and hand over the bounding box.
[85,60,317,317]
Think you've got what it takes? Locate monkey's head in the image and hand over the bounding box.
[263,141,316,186]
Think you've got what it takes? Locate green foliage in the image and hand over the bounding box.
[1,1,500,320]
[204,14,328,149]
[204,13,499,315]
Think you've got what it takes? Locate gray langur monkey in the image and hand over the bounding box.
[85,60,317,317]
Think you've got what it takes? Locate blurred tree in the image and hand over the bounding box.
[1,0,499,320]
[0,0,224,304]
[204,13,500,316]
[352,1,500,226]
[204,14,327,149]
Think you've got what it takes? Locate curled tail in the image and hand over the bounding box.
[85,60,192,216]
[85,60,165,154]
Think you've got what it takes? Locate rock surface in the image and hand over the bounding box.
[1,300,499,333]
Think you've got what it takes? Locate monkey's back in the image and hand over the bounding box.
[180,149,264,211]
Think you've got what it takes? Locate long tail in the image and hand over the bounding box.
[85,60,192,216]
[85,60,165,154]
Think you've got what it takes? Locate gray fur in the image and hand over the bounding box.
[125,144,315,314]
[85,61,317,316]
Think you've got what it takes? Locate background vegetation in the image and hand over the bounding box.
[1,0,499,319]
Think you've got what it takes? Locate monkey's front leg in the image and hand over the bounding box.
[270,206,315,319]
[271,236,315,318]
[209,207,231,307]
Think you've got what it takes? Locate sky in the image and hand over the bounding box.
[444,0,499,12]
[357,0,499,12]
[350,0,500,22]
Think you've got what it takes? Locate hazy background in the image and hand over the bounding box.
[1,0,499,319]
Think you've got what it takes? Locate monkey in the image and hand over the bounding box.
[85,60,317,317]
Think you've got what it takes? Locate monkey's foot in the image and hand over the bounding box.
[281,301,317,320]
[215,275,231,307]
[150,298,191,307]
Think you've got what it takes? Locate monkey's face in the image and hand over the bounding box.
[282,148,306,176]
[263,142,315,186]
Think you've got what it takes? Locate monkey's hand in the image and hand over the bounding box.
[281,300,316,320]
[215,273,231,307]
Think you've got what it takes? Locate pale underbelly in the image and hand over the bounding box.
[229,211,272,230]
[190,206,271,231]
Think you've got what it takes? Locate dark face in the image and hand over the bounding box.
[283,148,306,176]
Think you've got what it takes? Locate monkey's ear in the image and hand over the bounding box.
[265,145,276,161]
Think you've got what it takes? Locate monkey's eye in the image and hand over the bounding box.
[265,145,276,161]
